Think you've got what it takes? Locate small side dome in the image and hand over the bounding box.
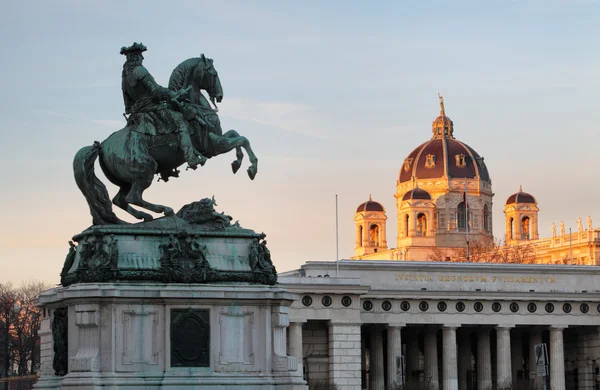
[356,195,385,213]
[506,186,537,205]
[402,188,432,201]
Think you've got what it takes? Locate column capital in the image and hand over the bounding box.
[289,319,307,324]
[549,325,568,331]
[495,325,514,331]
[387,323,406,329]
[443,324,461,330]
[328,321,362,327]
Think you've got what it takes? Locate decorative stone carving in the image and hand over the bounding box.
[158,235,212,283]
[271,306,297,372]
[70,304,100,372]
[77,234,119,284]
[51,307,68,376]
[176,196,232,228]
[60,198,277,286]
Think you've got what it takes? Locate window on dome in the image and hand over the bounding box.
[483,204,491,233]
[509,217,514,240]
[425,154,436,169]
[455,154,467,168]
[416,213,427,236]
[403,158,413,172]
[369,224,379,246]
[457,202,470,231]
[404,214,409,237]
[521,216,530,240]
[358,225,363,247]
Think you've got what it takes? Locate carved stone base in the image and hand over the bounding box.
[60,201,277,287]
[35,283,307,389]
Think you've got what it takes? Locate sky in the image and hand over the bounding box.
[1,0,599,285]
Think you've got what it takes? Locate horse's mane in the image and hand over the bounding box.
[168,57,203,91]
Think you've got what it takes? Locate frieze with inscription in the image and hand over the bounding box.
[395,273,557,284]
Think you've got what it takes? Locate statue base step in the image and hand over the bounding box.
[34,283,307,390]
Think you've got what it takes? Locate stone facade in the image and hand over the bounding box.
[34,284,306,389]
[280,260,600,390]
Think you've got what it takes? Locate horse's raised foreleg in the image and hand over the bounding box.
[211,132,258,180]
[113,185,153,222]
[222,130,244,174]
[125,169,174,217]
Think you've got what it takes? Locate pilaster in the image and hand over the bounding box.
[477,329,492,390]
[328,322,362,390]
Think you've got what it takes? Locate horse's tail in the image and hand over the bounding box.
[73,141,124,225]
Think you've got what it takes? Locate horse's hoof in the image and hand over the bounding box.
[142,215,154,222]
[247,166,257,180]
[164,207,174,217]
[231,160,241,174]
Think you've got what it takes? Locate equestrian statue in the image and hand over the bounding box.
[73,43,258,225]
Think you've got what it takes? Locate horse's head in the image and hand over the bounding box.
[194,54,223,105]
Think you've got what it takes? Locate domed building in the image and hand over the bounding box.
[350,96,599,264]
[352,95,494,260]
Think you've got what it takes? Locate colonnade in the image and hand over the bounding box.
[291,321,573,390]
[365,325,567,390]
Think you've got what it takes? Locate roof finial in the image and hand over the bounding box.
[368,194,372,201]
[519,185,523,192]
[438,92,445,116]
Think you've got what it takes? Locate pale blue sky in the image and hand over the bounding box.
[1,1,599,284]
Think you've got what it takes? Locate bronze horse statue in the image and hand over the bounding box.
[73,55,258,225]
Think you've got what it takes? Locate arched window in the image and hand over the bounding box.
[457,202,469,230]
[404,214,409,237]
[369,224,379,246]
[416,213,427,236]
[483,204,491,233]
[522,216,530,240]
[509,217,514,239]
[358,225,363,247]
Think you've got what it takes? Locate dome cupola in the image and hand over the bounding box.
[354,195,388,257]
[398,95,490,184]
[506,186,537,205]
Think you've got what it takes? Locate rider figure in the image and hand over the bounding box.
[120,42,205,169]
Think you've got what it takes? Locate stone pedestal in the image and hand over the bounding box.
[34,283,307,389]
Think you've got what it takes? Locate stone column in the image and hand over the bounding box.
[477,329,492,390]
[387,324,404,389]
[289,321,305,378]
[370,325,385,390]
[425,327,439,390]
[407,328,421,381]
[496,326,513,388]
[458,329,471,390]
[576,330,594,390]
[443,326,459,390]
[549,327,566,390]
[528,328,543,389]
[511,329,522,383]
[329,322,362,390]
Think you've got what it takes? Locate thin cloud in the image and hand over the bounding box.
[219,98,329,139]
[33,109,124,128]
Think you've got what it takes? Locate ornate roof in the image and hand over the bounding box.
[506,186,537,205]
[356,195,385,213]
[402,188,432,201]
[398,99,490,184]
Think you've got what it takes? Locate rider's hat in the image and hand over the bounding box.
[120,42,147,56]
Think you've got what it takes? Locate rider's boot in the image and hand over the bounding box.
[179,131,206,170]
